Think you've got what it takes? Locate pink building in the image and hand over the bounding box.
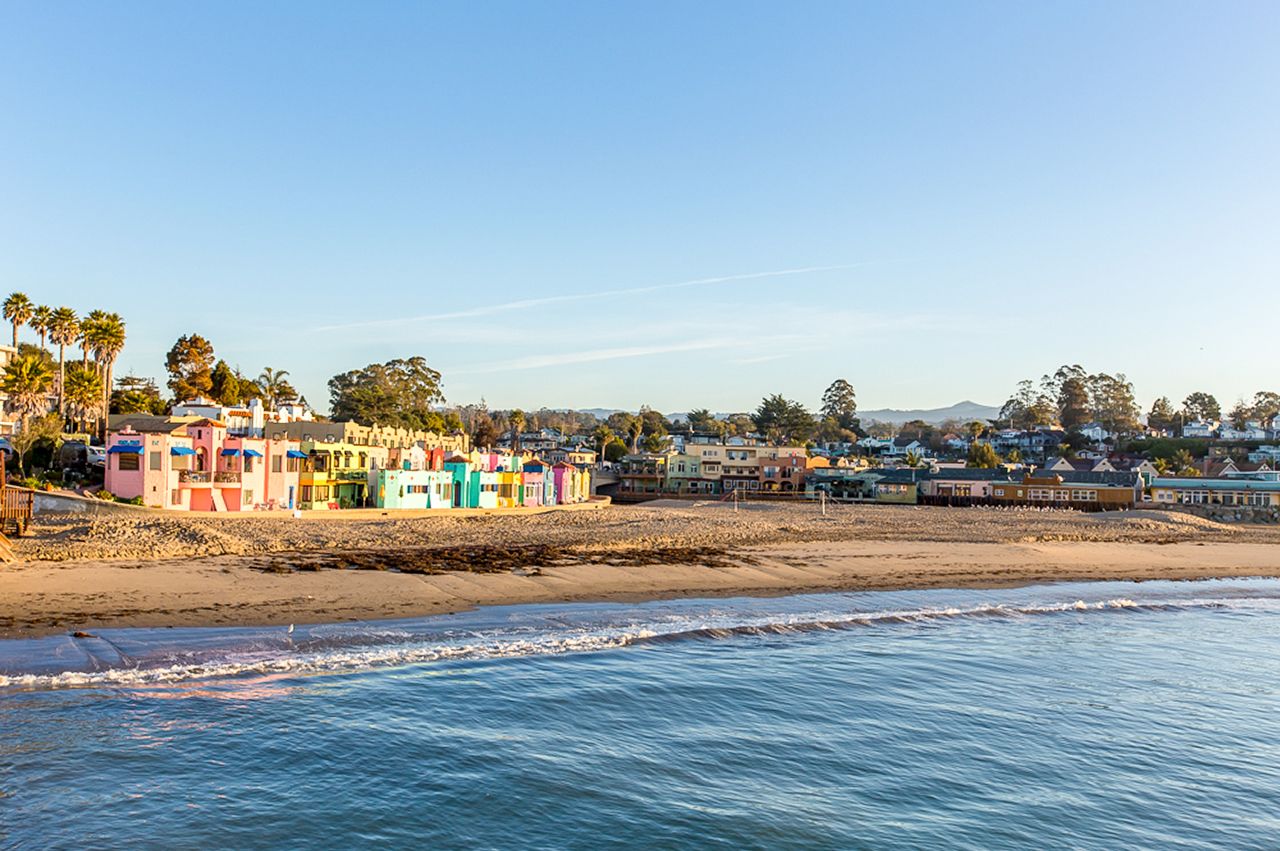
[106,417,302,511]
[520,460,547,507]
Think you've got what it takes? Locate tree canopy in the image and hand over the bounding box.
[328,356,447,431]
[165,334,216,401]
[751,394,816,444]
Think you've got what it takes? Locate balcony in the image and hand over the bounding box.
[214,471,242,484]
[179,471,211,485]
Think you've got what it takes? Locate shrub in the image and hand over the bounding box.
[95,489,114,501]
[126,496,145,506]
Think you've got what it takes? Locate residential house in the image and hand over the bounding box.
[1218,421,1269,441]
[1043,456,1117,474]
[1181,420,1218,438]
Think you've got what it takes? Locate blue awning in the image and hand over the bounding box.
[220,448,242,457]
[286,449,308,459]
[242,449,263,458]
[170,446,197,456]
[108,444,144,455]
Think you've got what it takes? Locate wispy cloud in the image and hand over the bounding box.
[453,339,741,374]
[314,264,872,331]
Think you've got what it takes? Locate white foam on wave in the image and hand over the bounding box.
[0,596,1227,691]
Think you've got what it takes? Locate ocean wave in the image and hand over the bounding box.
[0,597,1236,691]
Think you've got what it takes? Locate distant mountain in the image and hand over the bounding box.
[857,400,1001,425]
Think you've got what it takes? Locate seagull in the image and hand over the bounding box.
[287,624,295,634]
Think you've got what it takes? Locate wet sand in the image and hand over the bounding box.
[4,502,1279,637]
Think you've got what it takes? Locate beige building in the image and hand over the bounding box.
[277,420,468,453]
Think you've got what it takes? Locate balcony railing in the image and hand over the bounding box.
[178,471,211,484]
[214,471,241,484]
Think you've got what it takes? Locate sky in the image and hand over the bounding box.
[2,1,1277,415]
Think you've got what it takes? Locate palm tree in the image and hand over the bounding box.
[509,409,526,452]
[2,292,34,348]
[83,312,125,438]
[257,367,291,410]
[1,353,54,430]
[29,305,52,351]
[48,306,80,415]
[64,364,103,434]
[904,450,923,467]
[79,310,108,369]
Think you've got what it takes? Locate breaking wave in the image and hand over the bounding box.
[0,595,1235,691]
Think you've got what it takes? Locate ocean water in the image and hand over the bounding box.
[3,579,1280,850]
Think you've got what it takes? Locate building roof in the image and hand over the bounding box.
[108,414,201,435]
[1152,477,1280,491]
[1029,470,1141,487]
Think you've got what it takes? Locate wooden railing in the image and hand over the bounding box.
[2,486,34,536]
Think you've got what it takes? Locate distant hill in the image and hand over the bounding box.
[857,400,1000,425]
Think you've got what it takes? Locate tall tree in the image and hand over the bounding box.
[626,416,644,453]
[1250,391,1280,429]
[209,360,243,405]
[48,307,80,415]
[1182,392,1221,423]
[751,394,817,444]
[2,292,33,349]
[470,411,499,449]
[29,305,52,351]
[592,424,614,460]
[165,334,216,402]
[64,364,103,434]
[257,367,295,410]
[1147,397,1177,433]
[1087,372,1139,435]
[83,312,125,439]
[508,409,526,451]
[1045,365,1090,430]
[820,379,858,430]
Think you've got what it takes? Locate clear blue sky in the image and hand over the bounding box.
[2,2,1277,415]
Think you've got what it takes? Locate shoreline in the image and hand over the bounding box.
[4,538,1279,638]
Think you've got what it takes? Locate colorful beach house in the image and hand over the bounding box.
[373,468,454,509]
[297,439,388,510]
[521,460,549,507]
[552,461,591,504]
[105,416,303,511]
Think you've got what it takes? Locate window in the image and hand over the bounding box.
[117,453,140,471]
[170,489,182,506]
[994,488,1005,497]
[287,457,300,473]
[272,456,283,473]
[300,485,313,502]
[244,456,254,473]
[149,451,162,471]
[243,490,254,506]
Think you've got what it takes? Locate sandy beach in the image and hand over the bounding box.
[4,500,1280,637]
